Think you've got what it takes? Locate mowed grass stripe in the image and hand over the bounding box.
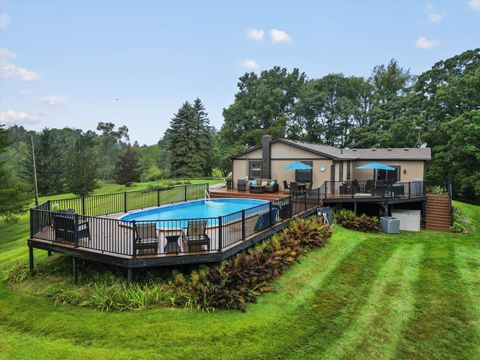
[321,243,423,360]
[454,245,480,358]
[286,235,400,359]
[395,239,479,359]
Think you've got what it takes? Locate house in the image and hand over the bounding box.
[231,135,431,190]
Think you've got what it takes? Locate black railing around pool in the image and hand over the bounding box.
[29,183,323,258]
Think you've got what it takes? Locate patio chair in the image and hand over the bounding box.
[133,222,158,256]
[254,208,279,232]
[52,212,90,244]
[182,220,210,252]
[237,179,247,191]
[290,182,302,195]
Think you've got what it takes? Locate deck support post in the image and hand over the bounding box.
[29,246,34,274]
[47,250,52,257]
[72,257,78,283]
[353,201,357,215]
[127,268,134,283]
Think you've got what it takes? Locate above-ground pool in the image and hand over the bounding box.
[120,198,269,228]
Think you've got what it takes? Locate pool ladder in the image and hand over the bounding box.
[204,189,211,203]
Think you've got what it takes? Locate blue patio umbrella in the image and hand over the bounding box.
[355,162,396,182]
[355,162,396,171]
[284,161,313,170]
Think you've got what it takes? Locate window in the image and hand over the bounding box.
[377,166,400,184]
[295,161,313,182]
[249,160,262,179]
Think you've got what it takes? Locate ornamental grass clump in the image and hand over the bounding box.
[334,209,380,232]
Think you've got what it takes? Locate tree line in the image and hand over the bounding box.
[0,48,479,221]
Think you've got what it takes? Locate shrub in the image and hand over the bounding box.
[334,209,380,232]
[187,217,333,311]
[450,206,469,233]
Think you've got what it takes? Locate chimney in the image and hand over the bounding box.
[262,135,271,179]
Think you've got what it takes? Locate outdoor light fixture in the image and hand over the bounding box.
[403,169,407,174]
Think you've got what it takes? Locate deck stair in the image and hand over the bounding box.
[425,194,452,231]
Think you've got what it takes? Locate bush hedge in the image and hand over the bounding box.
[334,209,380,232]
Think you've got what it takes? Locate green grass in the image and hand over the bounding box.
[0,196,479,359]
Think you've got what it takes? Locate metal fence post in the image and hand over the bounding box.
[184,185,187,202]
[218,216,223,252]
[325,182,328,199]
[132,220,136,257]
[74,214,79,248]
[124,192,127,212]
[157,189,160,207]
[317,187,320,205]
[241,210,246,240]
[408,182,411,199]
[304,192,307,212]
[289,195,293,217]
[81,195,86,216]
[269,202,273,227]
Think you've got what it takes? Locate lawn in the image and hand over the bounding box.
[0,194,479,359]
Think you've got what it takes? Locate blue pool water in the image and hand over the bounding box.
[120,198,269,228]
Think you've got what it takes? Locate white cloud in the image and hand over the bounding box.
[0,48,40,82]
[0,11,10,28]
[39,96,67,107]
[415,36,440,49]
[0,110,44,126]
[0,48,16,63]
[427,4,443,23]
[270,29,292,43]
[468,0,480,11]
[246,28,264,42]
[241,60,259,71]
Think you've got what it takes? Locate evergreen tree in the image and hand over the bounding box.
[21,128,65,195]
[0,124,30,222]
[66,133,98,195]
[114,145,141,185]
[167,99,213,177]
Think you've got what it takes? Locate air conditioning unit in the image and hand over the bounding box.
[380,217,400,234]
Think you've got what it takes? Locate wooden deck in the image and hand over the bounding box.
[210,188,288,201]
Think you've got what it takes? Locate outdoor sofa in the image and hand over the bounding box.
[249,179,279,193]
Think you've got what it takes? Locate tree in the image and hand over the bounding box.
[221,67,306,148]
[96,122,129,181]
[294,74,369,146]
[167,99,213,178]
[427,111,480,198]
[114,145,141,185]
[0,124,30,222]
[66,132,98,195]
[21,128,65,195]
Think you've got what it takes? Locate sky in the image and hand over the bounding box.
[0,0,479,145]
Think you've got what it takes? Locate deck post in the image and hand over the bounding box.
[289,195,293,217]
[218,216,223,252]
[269,202,273,227]
[72,257,78,283]
[408,182,411,199]
[304,192,307,212]
[354,201,357,215]
[74,214,79,248]
[317,188,320,205]
[325,182,327,199]
[29,246,34,274]
[241,210,246,240]
[124,192,127,212]
[47,250,52,257]
[127,268,134,283]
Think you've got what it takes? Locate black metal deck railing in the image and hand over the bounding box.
[29,184,323,258]
[323,180,426,200]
